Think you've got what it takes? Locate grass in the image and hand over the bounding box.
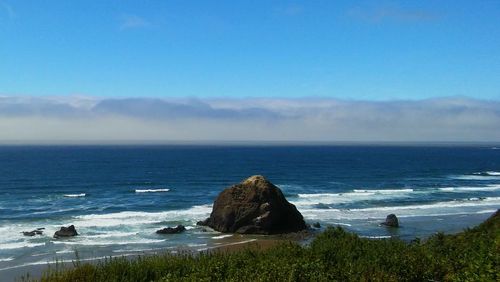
[22,210,499,281]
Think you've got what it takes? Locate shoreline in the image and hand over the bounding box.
[10,210,499,281]
[7,234,301,281]
[2,212,495,281]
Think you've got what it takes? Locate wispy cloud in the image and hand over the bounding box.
[119,14,151,30]
[348,5,438,24]
[0,1,15,19]
[0,97,498,143]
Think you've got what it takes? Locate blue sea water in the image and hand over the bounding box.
[0,145,499,277]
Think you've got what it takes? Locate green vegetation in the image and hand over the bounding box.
[25,211,499,281]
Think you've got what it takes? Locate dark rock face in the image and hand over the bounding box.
[156,225,186,234]
[382,214,399,227]
[22,228,44,236]
[54,225,78,238]
[198,175,307,234]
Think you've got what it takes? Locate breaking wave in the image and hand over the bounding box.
[63,193,86,198]
[135,189,170,193]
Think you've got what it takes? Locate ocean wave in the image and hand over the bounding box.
[84,232,139,239]
[298,197,500,221]
[450,175,499,180]
[472,171,500,176]
[439,184,500,192]
[294,188,414,206]
[71,204,212,227]
[0,242,45,250]
[353,189,414,194]
[52,238,166,246]
[63,193,86,198]
[135,189,170,193]
[349,197,500,213]
[0,257,14,262]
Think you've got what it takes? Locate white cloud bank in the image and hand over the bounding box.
[0,96,499,143]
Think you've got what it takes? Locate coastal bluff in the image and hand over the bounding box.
[197,175,306,234]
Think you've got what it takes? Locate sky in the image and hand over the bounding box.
[0,1,499,143]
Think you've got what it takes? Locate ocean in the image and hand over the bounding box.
[0,145,499,277]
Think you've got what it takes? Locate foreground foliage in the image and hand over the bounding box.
[26,211,499,281]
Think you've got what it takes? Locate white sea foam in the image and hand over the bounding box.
[71,204,212,227]
[298,197,500,221]
[0,257,14,262]
[187,243,207,247]
[360,235,392,239]
[294,188,414,207]
[439,184,500,192]
[52,238,165,246]
[84,232,139,239]
[135,189,170,193]
[63,193,86,198]
[450,175,499,180]
[472,171,500,176]
[349,197,500,213]
[55,249,75,254]
[0,242,45,250]
[212,234,233,240]
[353,189,414,194]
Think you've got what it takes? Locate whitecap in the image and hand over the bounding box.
[0,257,14,262]
[450,175,499,180]
[353,189,414,194]
[135,189,170,193]
[438,184,500,192]
[63,193,86,198]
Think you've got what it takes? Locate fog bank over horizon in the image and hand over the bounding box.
[0,96,499,144]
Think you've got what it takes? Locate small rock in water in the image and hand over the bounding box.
[156,225,186,234]
[381,214,399,228]
[312,222,321,228]
[54,225,78,238]
[22,229,44,236]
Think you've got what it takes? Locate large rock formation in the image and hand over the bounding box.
[197,175,306,234]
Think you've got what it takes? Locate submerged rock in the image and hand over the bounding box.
[381,214,399,227]
[198,175,306,234]
[54,225,78,238]
[156,225,186,234]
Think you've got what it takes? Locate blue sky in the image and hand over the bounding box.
[1,1,499,100]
